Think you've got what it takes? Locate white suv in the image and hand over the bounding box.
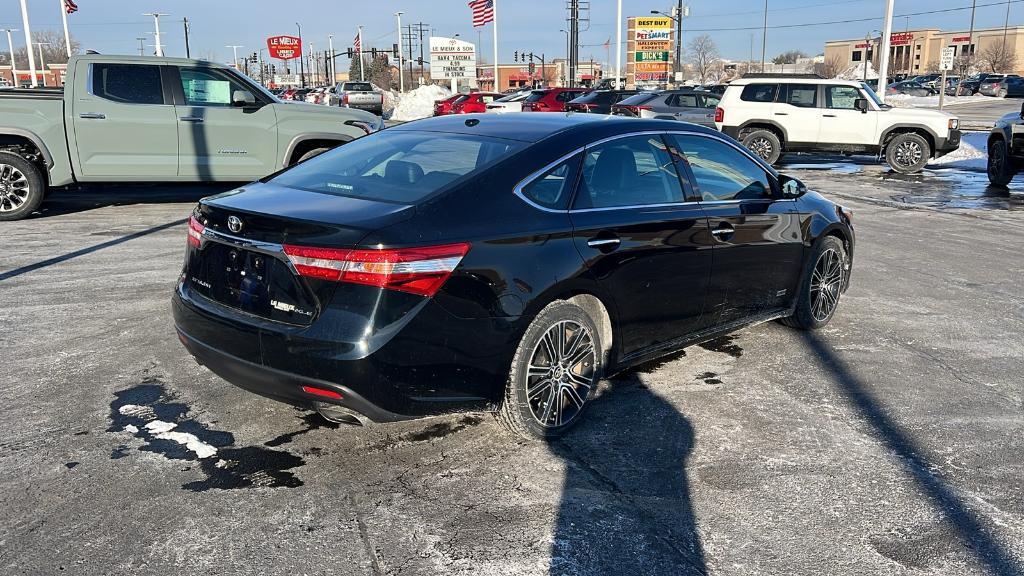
[715,78,961,173]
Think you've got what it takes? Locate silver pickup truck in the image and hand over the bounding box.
[334,81,384,115]
[0,54,382,220]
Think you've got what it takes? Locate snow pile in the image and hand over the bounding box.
[373,84,399,116]
[838,61,878,81]
[390,84,453,122]
[928,131,987,171]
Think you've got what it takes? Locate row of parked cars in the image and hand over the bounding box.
[877,72,1024,98]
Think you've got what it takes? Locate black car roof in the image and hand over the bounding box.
[389,113,722,144]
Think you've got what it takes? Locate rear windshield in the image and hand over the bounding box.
[270,131,524,203]
[614,92,658,107]
[525,91,549,102]
[343,82,373,91]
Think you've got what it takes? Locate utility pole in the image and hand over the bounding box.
[143,13,167,57]
[966,0,977,73]
[568,0,578,88]
[1002,0,1011,65]
[3,29,18,85]
[18,0,37,87]
[417,22,429,84]
[675,0,683,84]
[395,11,404,92]
[296,22,305,88]
[183,17,191,58]
[761,0,768,72]
[226,45,243,70]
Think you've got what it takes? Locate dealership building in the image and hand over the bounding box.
[825,26,1024,77]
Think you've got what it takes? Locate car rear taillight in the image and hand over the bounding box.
[343,93,349,105]
[283,242,471,297]
[187,215,204,248]
[714,107,724,123]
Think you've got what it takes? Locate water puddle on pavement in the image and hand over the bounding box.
[107,374,312,491]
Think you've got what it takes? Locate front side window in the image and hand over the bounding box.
[520,154,581,210]
[573,135,684,209]
[701,95,720,108]
[784,84,818,108]
[178,67,251,107]
[827,86,861,109]
[271,131,523,203]
[91,63,164,105]
[670,135,772,202]
[740,84,779,103]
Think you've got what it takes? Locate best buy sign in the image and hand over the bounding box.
[635,51,670,62]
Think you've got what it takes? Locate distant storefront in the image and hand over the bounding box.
[0,64,67,87]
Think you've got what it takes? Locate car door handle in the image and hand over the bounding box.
[587,237,621,248]
[711,224,736,240]
[774,112,788,116]
[179,116,204,122]
[79,112,105,119]
[823,114,837,118]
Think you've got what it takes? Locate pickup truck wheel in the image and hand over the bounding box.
[741,130,782,165]
[0,151,44,221]
[885,132,931,174]
[987,138,1016,187]
[296,147,330,164]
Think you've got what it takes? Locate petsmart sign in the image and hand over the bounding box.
[430,36,476,80]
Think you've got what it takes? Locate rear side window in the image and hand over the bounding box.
[573,135,685,209]
[669,135,772,202]
[783,84,818,107]
[91,63,164,105]
[519,154,581,210]
[615,93,658,107]
[668,93,700,107]
[740,84,778,103]
[701,95,720,108]
[526,91,548,102]
[270,131,524,203]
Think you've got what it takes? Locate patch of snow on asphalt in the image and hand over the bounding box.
[142,420,219,459]
[929,131,987,171]
[390,84,452,122]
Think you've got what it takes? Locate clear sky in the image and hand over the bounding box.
[0,0,1019,66]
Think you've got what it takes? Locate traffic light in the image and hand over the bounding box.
[529,61,535,74]
[514,51,518,62]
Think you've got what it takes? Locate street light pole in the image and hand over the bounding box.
[395,11,404,92]
[226,45,243,70]
[18,0,37,87]
[761,0,768,72]
[136,36,146,56]
[877,0,895,100]
[614,0,622,89]
[3,29,18,85]
[328,34,335,85]
[143,13,167,57]
[34,41,50,86]
[296,22,305,88]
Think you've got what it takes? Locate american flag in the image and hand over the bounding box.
[353,31,361,55]
[468,0,494,28]
[64,0,78,14]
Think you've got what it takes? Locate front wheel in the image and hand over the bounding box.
[886,132,931,174]
[497,301,603,440]
[0,151,45,221]
[741,129,783,165]
[782,236,848,330]
[987,138,1016,187]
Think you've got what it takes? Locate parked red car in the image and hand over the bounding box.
[520,88,590,112]
[451,92,503,114]
[433,94,467,116]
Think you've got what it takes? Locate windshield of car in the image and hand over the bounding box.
[860,83,889,108]
[269,131,525,203]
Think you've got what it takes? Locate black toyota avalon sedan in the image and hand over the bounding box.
[173,114,854,440]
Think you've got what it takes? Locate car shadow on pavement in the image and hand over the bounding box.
[799,331,1023,576]
[547,369,708,575]
[28,182,237,219]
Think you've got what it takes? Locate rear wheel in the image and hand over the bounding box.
[987,138,1016,187]
[886,132,931,174]
[0,151,45,222]
[741,129,782,165]
[782,236,848,330]
[999,88,1009,98]
[497,301,602,440]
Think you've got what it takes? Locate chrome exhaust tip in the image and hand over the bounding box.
[314,402,370,426]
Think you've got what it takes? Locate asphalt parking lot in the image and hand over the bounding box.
[1,162,1023,575]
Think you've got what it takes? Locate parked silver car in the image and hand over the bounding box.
[610,90,720,127]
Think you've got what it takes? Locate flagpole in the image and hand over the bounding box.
[358,26,365,82]
[615,0,622,89]
[59,0,71,58]
[19,0,37,88]
[492,0,498,92]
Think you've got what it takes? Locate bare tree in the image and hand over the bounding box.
[771,49,806,65]
[978,42,1017,73]
[687,34,719,84]
[813,53,845,78]
[12,29,79,69]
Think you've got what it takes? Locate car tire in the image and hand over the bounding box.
[987,138,1016,187]
[886,132,931,174]
[999,88,1009,98]
[0,151,45,222]
[782,235,848,331]
[741,129,783,165]
[296,147,330,164]
[497,300,603,441]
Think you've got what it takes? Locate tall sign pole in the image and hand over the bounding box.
[395,12,404,92]
[615,0,621,88]
[18,0,37,87]
[492,0,499,92]
[358,26,365,82]
[877,0,895,101]
[59,0,72,58]
[328,34,335,85]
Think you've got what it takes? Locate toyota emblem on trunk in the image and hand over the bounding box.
[227,216,243,234]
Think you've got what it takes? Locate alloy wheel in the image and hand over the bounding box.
[526,320,596,428]
[893,140,923,169]
[0,163,29,213]
[810,247,845,322]
[748,137,774,160]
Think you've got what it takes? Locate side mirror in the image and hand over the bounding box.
[854,98,869,113]
[779,175,807,199]
[232,89,256,107]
